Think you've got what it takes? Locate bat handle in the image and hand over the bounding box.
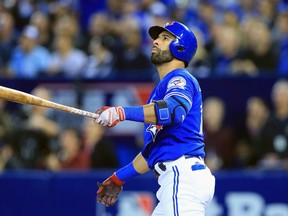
[70,108,99,119]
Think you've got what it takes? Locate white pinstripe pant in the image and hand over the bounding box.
[152,156,215,216]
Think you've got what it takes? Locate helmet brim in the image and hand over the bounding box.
[149,26,175,40]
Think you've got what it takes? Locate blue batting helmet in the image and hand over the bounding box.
[149,21,198,67]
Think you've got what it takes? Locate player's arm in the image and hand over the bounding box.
[143,103,157,124]
[97,152,149,206]
[101,152,150,184]
[95,96,191,127]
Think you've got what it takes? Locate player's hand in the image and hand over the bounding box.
[97,173,124,207]
[95,106,125,127]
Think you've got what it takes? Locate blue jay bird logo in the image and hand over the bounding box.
[167,76,186,90]
[147,124,163,142]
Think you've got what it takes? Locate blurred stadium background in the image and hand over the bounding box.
[0,0,288,215]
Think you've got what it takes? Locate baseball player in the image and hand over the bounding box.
[95,21,215,216]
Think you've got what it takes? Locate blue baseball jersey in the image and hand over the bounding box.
[142,68,205,169]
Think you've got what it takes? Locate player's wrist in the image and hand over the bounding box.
[122,106,144,122]
[115,162,141,182]
[110,173,125,186]
[115,106,125,121]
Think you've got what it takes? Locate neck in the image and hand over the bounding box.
[24,45,35,53]
[59,46,72,56]
[156,60,185,80]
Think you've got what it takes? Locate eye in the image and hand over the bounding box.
[164,37,169,41]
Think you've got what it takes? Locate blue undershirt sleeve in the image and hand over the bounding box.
[122,106,145,122]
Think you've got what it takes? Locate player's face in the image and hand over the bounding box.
[151,31,175,65]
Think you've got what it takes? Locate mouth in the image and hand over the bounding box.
[152,46,159,53]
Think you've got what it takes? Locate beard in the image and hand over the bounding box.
[151,47,174,65]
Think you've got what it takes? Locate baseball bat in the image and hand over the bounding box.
[0,85,99,119]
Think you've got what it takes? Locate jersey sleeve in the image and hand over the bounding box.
[163,74,197,110]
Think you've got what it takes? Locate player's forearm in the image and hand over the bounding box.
[124,95,189,126]
[114,152,149,184]
[132,152,150,174]
[123,103,157,125]
[143,103,157,124]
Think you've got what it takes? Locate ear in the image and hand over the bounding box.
[170,38,186,57]
[176,44,186,52]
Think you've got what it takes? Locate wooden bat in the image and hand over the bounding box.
[0,85,99,119]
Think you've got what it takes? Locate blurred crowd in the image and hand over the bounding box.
[0,0,288,80]
[0,85,119,171]
[0,0,288,172]
[203,79,288,171]
[0,79,288,172]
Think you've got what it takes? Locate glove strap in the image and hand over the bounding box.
[116,107,126,121]
[111,173,125,186]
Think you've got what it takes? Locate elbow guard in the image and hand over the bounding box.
[154,98,187,126]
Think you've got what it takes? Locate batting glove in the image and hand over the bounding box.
[95,106,125,127]
[97,173,124,207]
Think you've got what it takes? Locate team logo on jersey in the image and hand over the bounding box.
[167,76,186,90]
[146,124,163,142]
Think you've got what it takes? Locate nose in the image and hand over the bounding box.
[153,37,159,45]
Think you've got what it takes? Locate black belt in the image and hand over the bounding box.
[153,155,201,178]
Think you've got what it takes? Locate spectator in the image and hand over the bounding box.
[240,19,278,75]
[85,12,116,53]
[0,100,12,146]
[235,97,270,168]
[258,0,276,28]
[113,17,154,80]
[106,0,123,19]
[47,85,85,131]
[274,11,288,75]
[87,12,110,41]
[0,100,13,171]
[0,11,17,77]
[53,14,79,37]
[82,119,118,169]
[7,86,60,170]
[82,36,115,79]
[4,86,54,170]
[8,24,50,78]
[5,129,50,169]
[52,13,86,50]
[258,79,288,170]
[203,97,237,170]
[210,25,243,76]
[29,10,53,50]
[10,0,36,30]
[222,8,240,29]
[187,27,211,78]
[58,127,90,170]
[237,0,258,21]
[0,141,12,172]
[47,32,87,78]
[196,0,220,48]
[25,86,59,138]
